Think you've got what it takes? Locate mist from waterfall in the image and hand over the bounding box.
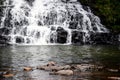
[0,0,109,45]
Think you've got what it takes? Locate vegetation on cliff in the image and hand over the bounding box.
[79,0,120,33]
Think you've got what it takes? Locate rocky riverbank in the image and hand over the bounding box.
[0,61,120,80]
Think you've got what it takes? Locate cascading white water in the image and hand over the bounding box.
[0,0,109,45]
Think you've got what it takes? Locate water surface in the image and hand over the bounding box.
[0,45,120,80]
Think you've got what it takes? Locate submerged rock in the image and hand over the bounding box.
[107,69,119,73]
[50,70,73,76]
[108,77,120,80]
[23,67,33,71]
[75,64,94,72]
[37,65,71,71]
[2,72,14,78]
[47,61,56,66]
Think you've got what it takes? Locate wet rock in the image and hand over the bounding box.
[76,64,94,72]
[69,21,78,29]
[37,61,57,71]
[37,65,52,71]
[108,77,120,80]
[62,65,71,69]
[47,61,56,66]
[56,27,68,43]
[0,27,11,35]
[37,61,71,71]
[50,70,73,76]
[107,69,119,73]
[71,31,84,44]
[37,65,71,71]
[23,67,33,71]
[51,65,71,71]
[90,32,111,44]
[0,35,10,45]
[16,36,24,43]
[56,70,73,76]
[2,72,14,78]
[94,65,104,71]
[25,0,35,6]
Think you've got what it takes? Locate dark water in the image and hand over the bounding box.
[0,45,120,80]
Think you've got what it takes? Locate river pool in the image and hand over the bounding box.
[0,45,120,80]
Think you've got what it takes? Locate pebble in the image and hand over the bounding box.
[24,67,33,71]
[108,77,120,80]
[50,70,73,76]
[3,72,14,78]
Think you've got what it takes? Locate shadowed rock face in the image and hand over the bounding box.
[56,27,68,43]
[0,35,9,45]
[25,0,35,6]
[71,31,84,44]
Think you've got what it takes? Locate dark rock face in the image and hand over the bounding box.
[15,36,24,43]
[0,28,11,35]
[0,35,9,45]
[69,21,78,29]
[109,33,120,45]
[71,31,84,44]
[25,0,35,6]
[90,32,111,44]
[56,27,68,43]
[90,32,120,45]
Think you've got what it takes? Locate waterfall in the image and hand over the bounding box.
[0,0,109,45]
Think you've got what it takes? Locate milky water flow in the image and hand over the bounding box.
[0,0,109,45]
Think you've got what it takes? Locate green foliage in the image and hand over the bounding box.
[79,0,120,33]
